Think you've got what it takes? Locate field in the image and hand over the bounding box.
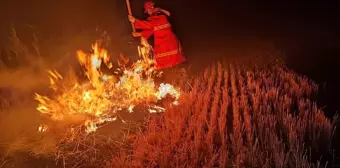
[0,29,337,168]
[111,58,335,168]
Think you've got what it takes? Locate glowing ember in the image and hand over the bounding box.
[35,40,181,133]
[38,124,48,132]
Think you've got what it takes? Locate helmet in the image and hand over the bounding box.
[144,1,155,13]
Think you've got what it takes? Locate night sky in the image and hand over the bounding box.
[0,1,339,114]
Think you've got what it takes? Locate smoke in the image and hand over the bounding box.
[0,27,106,166]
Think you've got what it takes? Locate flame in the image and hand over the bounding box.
[35,40,180,133]
[38,124,48,132]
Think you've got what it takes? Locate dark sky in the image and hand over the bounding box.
[0,1,339,112]
[0,1,339,45]
[1,1,338,36]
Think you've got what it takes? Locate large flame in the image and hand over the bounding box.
[35,39,180,133]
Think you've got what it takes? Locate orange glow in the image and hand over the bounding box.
[35,40,180,133]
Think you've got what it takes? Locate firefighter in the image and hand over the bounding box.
[127,1,186,71]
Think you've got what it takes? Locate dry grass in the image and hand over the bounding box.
[0,104,140,168]
[111,57,335,168]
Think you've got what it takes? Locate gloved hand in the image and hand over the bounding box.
[128,15,136,23]
[132,32,141,37]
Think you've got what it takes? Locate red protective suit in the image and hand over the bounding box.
[134,15,186,69]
